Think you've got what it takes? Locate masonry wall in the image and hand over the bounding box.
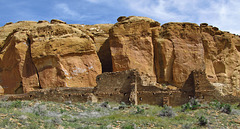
[3,87,94,103]
[2,69,239,106]
[93,70,137,104]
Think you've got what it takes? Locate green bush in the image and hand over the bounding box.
[159,105,175,117]
[119,102,127,110]
[33,104,47,116]
[60,108,67,113]
[135,106,144,114]
[121,124,135,129]
[181,98,201,112]
[221,104,232,114]
[210,100,232,114]
[198,116,208,126]
[209,100,225,109]
[10,100,22,108]
[182,123,192,129]
[100,102,111,109]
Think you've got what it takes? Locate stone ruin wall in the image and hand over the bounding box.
[1,69,240,106]
[2,87,95,103]
[93,70,136,104]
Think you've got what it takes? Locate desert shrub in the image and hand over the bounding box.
[198,116,208,126]
[159,105,175,117]
[51,117,63,125]
[121,124,135,129]
[10,100,22,108]
[77,104,86,111]
[181,123,192,129]
[0,101,10,108]
[20,101,31,107]
[100,102,111,109]
[60,108,67,114]
[135,106,144,114]
[181,103,191,112]
[221,104,232,114]
[209,100,224,109]
[181,98,201,112]
[33,103,47,116]
[119,102,127,110]
[210,100,232,114]
[64,101,72,105]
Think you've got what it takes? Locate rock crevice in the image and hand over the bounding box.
[26,36,42,89]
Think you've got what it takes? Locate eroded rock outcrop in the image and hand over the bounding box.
[70,24,113,72]
[201,24,240,98]
[0,20,102,93]
[153,23,205,87]
[109,16,240,101]
[109,16,160,82]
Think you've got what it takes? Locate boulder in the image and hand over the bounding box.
[117,16,127,22]
[37,20,49,24]
[50,19,66,24]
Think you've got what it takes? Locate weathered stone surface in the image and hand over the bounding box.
[37,20,49,24]
[152,29,174,83]
[109,16,160,82]
[201,25,240,98]
[0,86,4,95]
[50,19,66,24]
[0,29,39,94]
[31,24,102,89]
[108,16,240,101]
[0,21,102,93]
[71,24,114,72]
[0,21,38,49]
[155,23,205,87]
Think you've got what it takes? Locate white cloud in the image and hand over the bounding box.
[85,0,99,3]
[198,0,240,34]
[55,3,78,17]
[125,0,200,22]
[125,0,240,34]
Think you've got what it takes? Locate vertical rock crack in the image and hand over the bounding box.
[26,37,42,89]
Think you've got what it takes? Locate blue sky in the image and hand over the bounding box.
[1,0,240,34]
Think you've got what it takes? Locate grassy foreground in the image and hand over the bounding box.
[0,99,239,129]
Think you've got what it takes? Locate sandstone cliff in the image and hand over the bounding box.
[109,17,240,99]
[0,16,240,102]
[0,20,107,93]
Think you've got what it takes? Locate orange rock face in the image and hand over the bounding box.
[0,20,102,94]
[108,16,240,98]
[153,22,240,97]
[109,16,160,82]
[71,24,114,72]
[201,24,240,98]
[154,23,205,87]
